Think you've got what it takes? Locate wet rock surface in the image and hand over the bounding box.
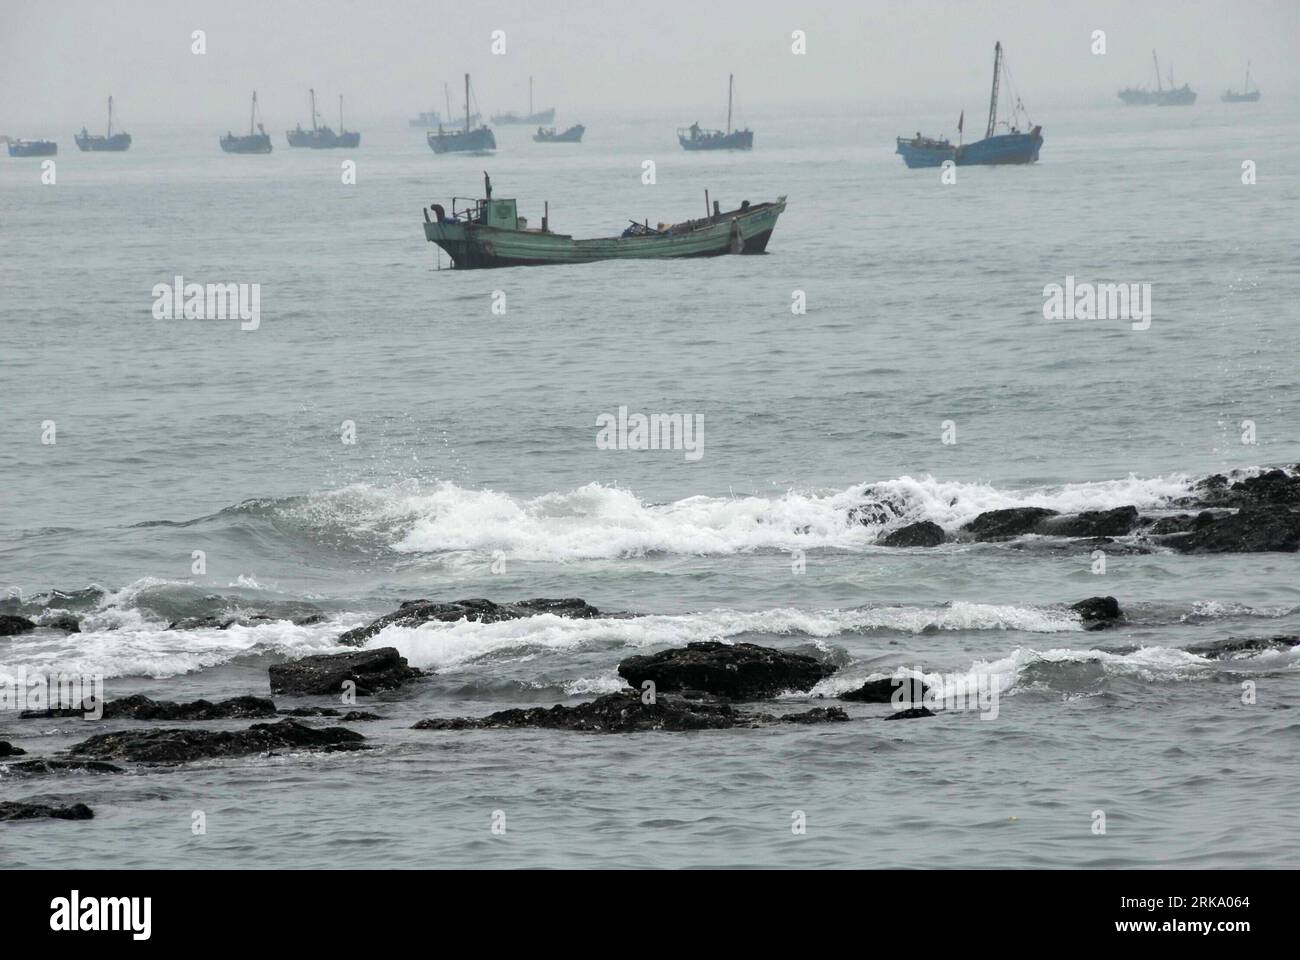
[413,690,850,733]
[68,718,366,764]
[1186,468,1300,508]
[20,694,279,721]
[1162,506,1300,554]
[0,614,37,636]
[962,507,1059,541]
[880,520,946,547]
[617,641,837,699]
[268,647,422,696]
[0,801,94,821]
[1070,596,1123,629]
[338,597,601,645]
[1038,506,1140,538]
[884,707,936,720]
[0,741,28,757]
[839,677,931,702]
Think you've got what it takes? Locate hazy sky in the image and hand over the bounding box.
[2,0,1296,126]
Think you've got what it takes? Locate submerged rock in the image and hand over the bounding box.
[68,718,365,764]
[102,695,277,721]
[1185,635,1299,660]
[41,613,81,632]
[1009,536,1152,556]
[880,520,946,548]
[3,759,124,775]
[0,741,27,757]
[962,507,1058,541]
[1164,507,1300,554]
[268,647,421,696]
[883,707,936,721]
[617,641,837,699]
[413,690,850,733]
[0,614,37,637]
[0,801,94,821]
[1038,506,1140,538]
[338,597,601,646]
[839,677,931,703]
[1070,596,1123,629]
[1146,510,1227,535]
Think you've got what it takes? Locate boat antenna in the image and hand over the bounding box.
[985,42,1002,140]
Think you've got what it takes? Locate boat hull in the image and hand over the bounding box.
[7,140,58,157]
[287,127,361,148]
[427,127,496,154]
[492,109,555,125]
[534,125,584,143]
[896,129,1042,168]
[424,199,785,269]
[679,130,753,151]
[1118,88,1196,106]
[75,133,131,152]
[1221,91,1261,103]
[220,134,273,154]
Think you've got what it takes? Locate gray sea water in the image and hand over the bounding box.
[2,99,1298,868]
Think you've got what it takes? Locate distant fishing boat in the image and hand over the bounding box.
[220,91,273,153]
[7,139,57,157]
[1222,61,1261,102]
[491,77,556,125]
[534,124,584,143]
[423,174,784,269]
[896,42,1042,168]
[75,96,131,152]
[410,110,479,128]
[287,90,360,148]
[1119,50,1196,105]
[428,74,496,154]
[678,74,753,151]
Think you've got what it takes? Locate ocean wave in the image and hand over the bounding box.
[152,470,1224,561]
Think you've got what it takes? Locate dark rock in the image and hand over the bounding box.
[338,597,601,646]
[0,614,37,636]
[4,759,124,775]
[68,718,365,764]
[0,741,27,757]
[1070,596,1123,629]
[1009,536,1152,556]
[1147,511,1227,535]
[1038,506,1139,537]
[1165,507,1300,554]
[1185,635,1300,660]
[1190,469,1300,508]
[880,520,946,548]
[102,694,277,721]
[962,507,1059,541]
[0,801,94,821]
[412,689,850,733]
[840,677,930,703]
[168,614,275,631]
[617,641,837,700]
[883,707,936,720]
[268,647,421,696]
[42,613,81,632]
[278,707,342,717]
[339,711,382,722]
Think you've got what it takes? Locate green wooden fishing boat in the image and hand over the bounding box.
[422,175,785,269]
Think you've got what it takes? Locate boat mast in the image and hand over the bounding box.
[529,76,534,116]
[465,73,470,132]
[1245,60,1251,92]
[727,74,733,134]
[309,88,317,131]
[444,83,451,125]
[107,95,113,137]
[985,42,1002,139]
[250,91,257,136]
[1152,50,1162,92]
[339,94,344,131]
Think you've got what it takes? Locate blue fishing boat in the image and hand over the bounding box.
[896,42,1042,168]
[75,96,132,152]
[220,91,273,154]
[7,138,57,157]
[428,74,496,155]
[678,75,753,151]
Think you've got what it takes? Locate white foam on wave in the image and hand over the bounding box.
[368,603,1083,673]
[271,472,1202,560]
